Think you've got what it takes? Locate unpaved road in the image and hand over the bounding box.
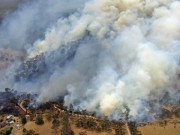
[125,122,132,135]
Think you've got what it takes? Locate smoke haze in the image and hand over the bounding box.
[0,0,22,20]
[0,0,180,121]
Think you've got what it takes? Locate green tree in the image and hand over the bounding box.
[21,116,27,125]
[46,113,52,122]
[52,119,60,129]
[35,116,44,125]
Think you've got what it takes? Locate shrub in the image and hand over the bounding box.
[46,114,52,122]
[35,116,44,125]
[0,127,13,135]
[21,116,27,125]
[52,119,60,129]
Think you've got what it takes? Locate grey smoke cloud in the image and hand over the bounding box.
[0,0,180,121]
[0,0,22,20]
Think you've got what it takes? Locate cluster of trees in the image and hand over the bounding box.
[75,116,113,133]
[35,115,44,125]
[112,122,125,135]
[21,116,27,125]
[52,119,60,129]
[60,113,74,135]
[160,109,174,119]
[45,112,61,130]
[22,100,30,108]
[0,119,3,123]
[0,127,13,135]
[160,107,180,119]
[79,131,87,135]
[23,128,39,135]
[159,120,167,127]
[99,120,112,132]
[38,102,52,111]
[61,127,74,135]
[76,117,97,130]
[45,113,52,122]
[4,88,14,93]
[50,113,60,129]
[114,127,125,135]
[128,122,142,135]
[45,111,74,135]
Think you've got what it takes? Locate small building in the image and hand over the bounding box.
[9,120,14,125]
[6,115,14,120]
[16,124,21,129]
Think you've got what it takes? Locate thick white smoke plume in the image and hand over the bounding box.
[0,0,180,121]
